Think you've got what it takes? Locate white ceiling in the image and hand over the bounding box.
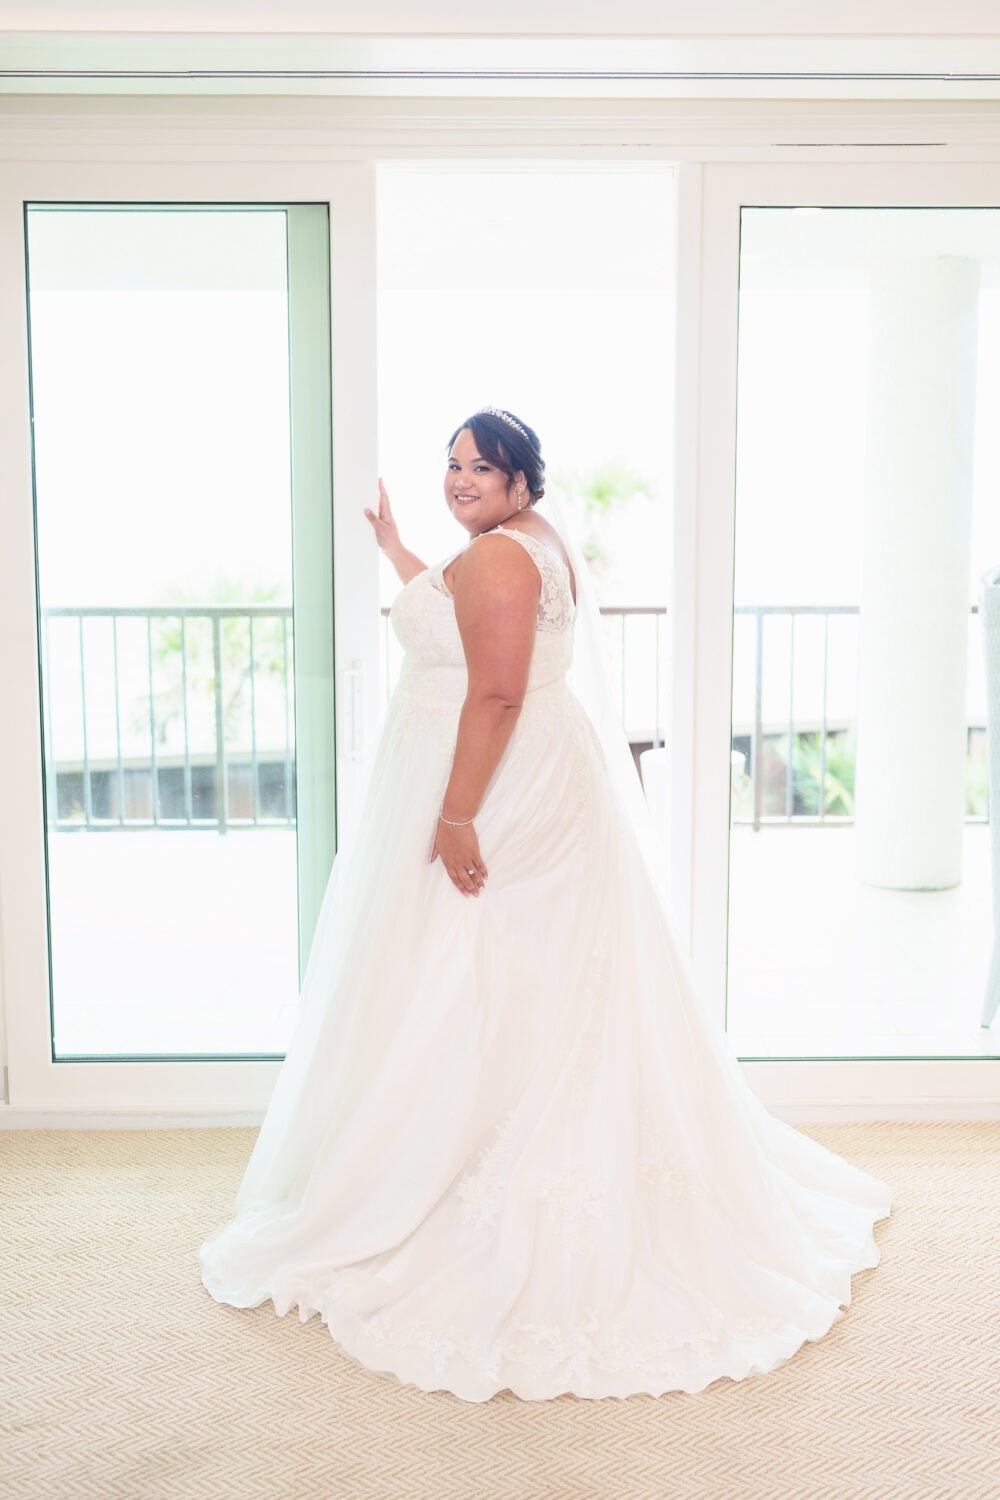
[3,1,1000,99]
[2,1,998,36]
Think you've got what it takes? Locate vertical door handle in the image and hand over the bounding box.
[336,660,363,760]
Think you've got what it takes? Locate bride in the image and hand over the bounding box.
[199,406,893,1402]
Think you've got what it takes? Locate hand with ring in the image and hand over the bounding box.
[429,818,488,897]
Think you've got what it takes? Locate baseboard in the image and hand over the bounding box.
[2,1102,999,1129]
[0,1109,265,1129]
[765,1101,1000,1123]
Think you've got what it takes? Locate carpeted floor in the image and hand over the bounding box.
[2,1122,998,1500]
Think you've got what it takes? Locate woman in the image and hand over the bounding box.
[200,407,893,1402]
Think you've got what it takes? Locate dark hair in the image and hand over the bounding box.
[445,409,546,507]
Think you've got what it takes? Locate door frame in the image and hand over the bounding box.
[686,160,1000,1116]
[0,160,379,1113]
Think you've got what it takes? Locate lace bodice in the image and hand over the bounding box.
[389,525,577,699]
[433,525,575,632]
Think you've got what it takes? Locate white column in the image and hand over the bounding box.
[855,255,980,891]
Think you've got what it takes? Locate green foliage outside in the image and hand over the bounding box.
[772,728,857,817]
[135,575,289,747]
[739,724,985,820]
[548,460,653,574]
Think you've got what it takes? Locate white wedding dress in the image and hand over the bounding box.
[199,521,894,1402]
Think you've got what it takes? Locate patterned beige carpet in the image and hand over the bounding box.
[2,1122,998,1500]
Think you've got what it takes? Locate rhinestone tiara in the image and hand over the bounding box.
[475,406,530,442]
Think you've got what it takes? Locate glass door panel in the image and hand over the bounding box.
[728,206,1000,1061]
[25,204,335,1061]
[375,163,676,882]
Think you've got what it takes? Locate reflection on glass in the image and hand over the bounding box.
[27,207,303,1059]
[728,207,1000,1061]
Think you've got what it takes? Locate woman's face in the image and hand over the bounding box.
[444,426,525,535]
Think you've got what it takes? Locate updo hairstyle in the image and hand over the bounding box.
[446,409,546,507]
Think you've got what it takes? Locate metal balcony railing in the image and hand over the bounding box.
[41,605,295,832]
[731,603,986,830]
[40,601,986,834]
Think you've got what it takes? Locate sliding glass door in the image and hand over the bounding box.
[728,205,999,1063]
[24,203,335,1062]
[690,163,1000,1109]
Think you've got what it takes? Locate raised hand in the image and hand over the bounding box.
[364,478,402,559]
[364,479,429,585]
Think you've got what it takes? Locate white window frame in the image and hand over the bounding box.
[686,160,1000,1119]
[0,160,380,1116]
[0,120,996,1121]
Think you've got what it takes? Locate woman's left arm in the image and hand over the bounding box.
[429,536,541,895]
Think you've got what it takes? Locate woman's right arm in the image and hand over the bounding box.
[364,478,427,583]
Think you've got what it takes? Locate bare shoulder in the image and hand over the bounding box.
[453,528,540,599]
[442,511,575,600]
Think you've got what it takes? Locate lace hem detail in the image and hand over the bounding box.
[323,1278,809,1386]
[452,1096,709,1254]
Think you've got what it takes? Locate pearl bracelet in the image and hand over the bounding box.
[439,811,475,826]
